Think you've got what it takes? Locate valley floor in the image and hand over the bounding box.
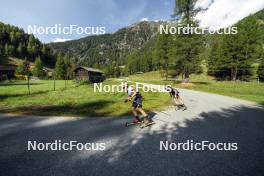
[0,71,264,116]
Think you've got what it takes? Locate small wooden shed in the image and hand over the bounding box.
[0,65,16,80]
[73,66,105,83]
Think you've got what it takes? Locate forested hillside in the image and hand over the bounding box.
[152,9,264,81]
[125,9,264,81]
[207,14,264,81]
[49,8,264,81]
[0,22,56,67]
[49,21,161,74]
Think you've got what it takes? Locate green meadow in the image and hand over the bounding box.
[1,71,264,117]
[0,79,170,116]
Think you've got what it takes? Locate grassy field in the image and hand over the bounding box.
[1,71,263,117]
[0,79,170,116]
[129,71,264,105]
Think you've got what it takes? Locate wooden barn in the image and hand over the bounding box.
[0,65,16,80]
[73,66,105,83]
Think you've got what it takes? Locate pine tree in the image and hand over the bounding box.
[0,45,3,56]
[153,33,170,80]
[170,0,204,82]
[27,42,33,57]
[64,54,73,79]
[258,60,264,82]
[17,42,24,57]
[220,15,262,80]
[207,34,229,79]
[8,45,15,56]
[32,57,46,78]
[10,31,16,45]
[55,53,67,79]
[4,43,9,56]
[257,50,264,82]
[172,0,202,22]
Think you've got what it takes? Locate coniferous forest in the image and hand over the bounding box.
[0,22,56,67]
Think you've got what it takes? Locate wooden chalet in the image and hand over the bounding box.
[73,66,105,83]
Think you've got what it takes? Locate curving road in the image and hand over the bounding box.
[0,89,264,176]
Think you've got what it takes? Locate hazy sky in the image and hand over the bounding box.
[0,0,263,43]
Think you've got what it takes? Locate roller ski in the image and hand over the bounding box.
[125,116,143,127]
[139,121,155,128]
[125,120,143,127]
[175,104,187,111]
[139,115,155,128]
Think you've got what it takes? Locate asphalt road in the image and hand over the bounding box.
[0,89,264,176]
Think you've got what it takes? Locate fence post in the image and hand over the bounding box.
[53,72,56,91]
[27,75,30,95]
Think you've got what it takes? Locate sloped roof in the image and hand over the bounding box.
[74,66,104,73]
[0,65,17,71]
